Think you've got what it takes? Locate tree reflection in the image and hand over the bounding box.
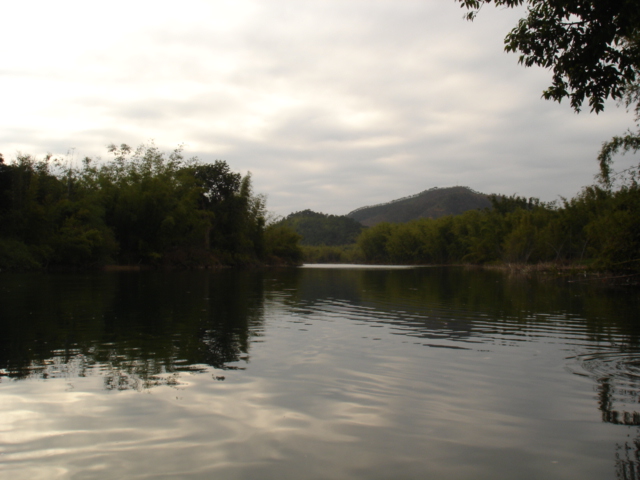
[616,438,640,480]
[596,375,640,479]
[2,265,640,480]
[277,266,640,480]
[598,378,640,426]
[0,270,264,389]
[275,266,640,347]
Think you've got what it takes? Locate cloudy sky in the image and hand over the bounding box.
[2,0,636,217]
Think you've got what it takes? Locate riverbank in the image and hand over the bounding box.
[478,262,640,287]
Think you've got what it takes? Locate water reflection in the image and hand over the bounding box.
[275,266,640,480]
[0,270,265,388]
[2,267,639,385]
[278,267,640,348]
[1,267,640,480]
[569,347,640,479]
[602,373,640,480]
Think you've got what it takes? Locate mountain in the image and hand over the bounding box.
[346,186,491,226]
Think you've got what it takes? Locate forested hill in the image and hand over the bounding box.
[346,186,491,226]
[278,210,364,246]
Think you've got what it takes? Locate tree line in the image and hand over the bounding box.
[354,0,640,272]
[356,185,640,271]
[0,144,302,270]
[2,142,637,272]
[276,209,364,246]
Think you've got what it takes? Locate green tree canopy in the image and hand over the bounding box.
[458,0,640,113]
[0,144,303,270]
[457,0,640,185]
[278,209,364,246]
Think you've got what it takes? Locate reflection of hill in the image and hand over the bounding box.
[0,271,265,389]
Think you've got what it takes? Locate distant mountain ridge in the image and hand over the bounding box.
[346,186,491,226]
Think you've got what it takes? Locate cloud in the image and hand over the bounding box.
[1,0,635,215]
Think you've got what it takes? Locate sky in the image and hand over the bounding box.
[1,0,637,217]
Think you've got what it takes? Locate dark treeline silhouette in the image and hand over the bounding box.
[0,270,265,388]
[2,144,638,272]
[277,209,364,246]
[356,187,640,272]
[0,144,302,270]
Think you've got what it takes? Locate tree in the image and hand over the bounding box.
[263,224,303,265]
[597,77,640,186]
[357,222,397,263]
[189,161,242,208]
[457,0,640,183]
[458,0,640,112]
[278,210,364,246]
[0,144,301,270]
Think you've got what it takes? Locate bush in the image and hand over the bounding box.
[264,225,303,265]
[0,239,41,271]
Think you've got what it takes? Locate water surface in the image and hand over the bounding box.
[1,267,639,479]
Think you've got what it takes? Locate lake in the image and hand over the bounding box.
[1,265,639,480]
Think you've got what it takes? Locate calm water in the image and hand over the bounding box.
[1,266,639,480]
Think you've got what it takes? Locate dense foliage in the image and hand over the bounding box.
[451,0,640,273]
[457,0,640,187]
[347,186,491,226]
[457,0,640,113]
[277,209,364,246]
[356,188,640,271]
[0,144,302,270]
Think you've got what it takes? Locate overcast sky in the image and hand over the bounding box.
[2,0,636,217]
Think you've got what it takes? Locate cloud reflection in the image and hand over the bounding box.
[1,268,639,479]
